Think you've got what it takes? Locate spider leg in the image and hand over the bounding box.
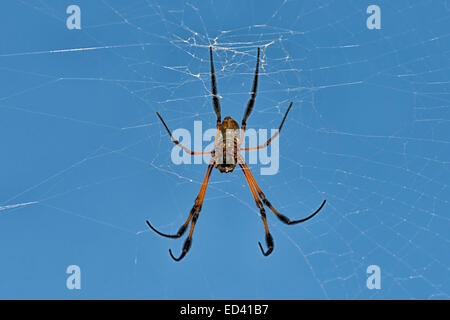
[146,160,213,240]
[209,46,221,127]
[241,47,260,135]
[156,112,212,155]
[242,102,293,151]
[164,160,214,261]
[169,210,200,261]
[146,214,191,239]
[239,156,326,225]
[238,159,274,257]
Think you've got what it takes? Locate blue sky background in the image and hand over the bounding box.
[0,0,449,299]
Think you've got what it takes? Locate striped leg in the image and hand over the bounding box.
[239,160,274,256]
[239,156,326,225]
[147,160,215,261]
[241,102,293,151]
[156,112,212,155]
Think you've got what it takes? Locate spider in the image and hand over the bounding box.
[146,46,326,261]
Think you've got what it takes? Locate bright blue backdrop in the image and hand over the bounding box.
[0,0,449,299]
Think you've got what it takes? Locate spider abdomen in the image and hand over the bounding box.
[215,116,240,173]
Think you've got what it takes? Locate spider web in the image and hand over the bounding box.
[0,0,449,299]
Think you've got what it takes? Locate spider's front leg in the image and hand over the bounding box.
[238,156,326,257]
[146,159,215,261]
[240,158,326,225]
[238,160,274,256]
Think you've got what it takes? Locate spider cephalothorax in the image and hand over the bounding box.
[147,46,326,261]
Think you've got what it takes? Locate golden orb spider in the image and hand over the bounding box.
[146,46,326,261]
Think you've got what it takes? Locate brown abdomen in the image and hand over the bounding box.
[215,117,240,173]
